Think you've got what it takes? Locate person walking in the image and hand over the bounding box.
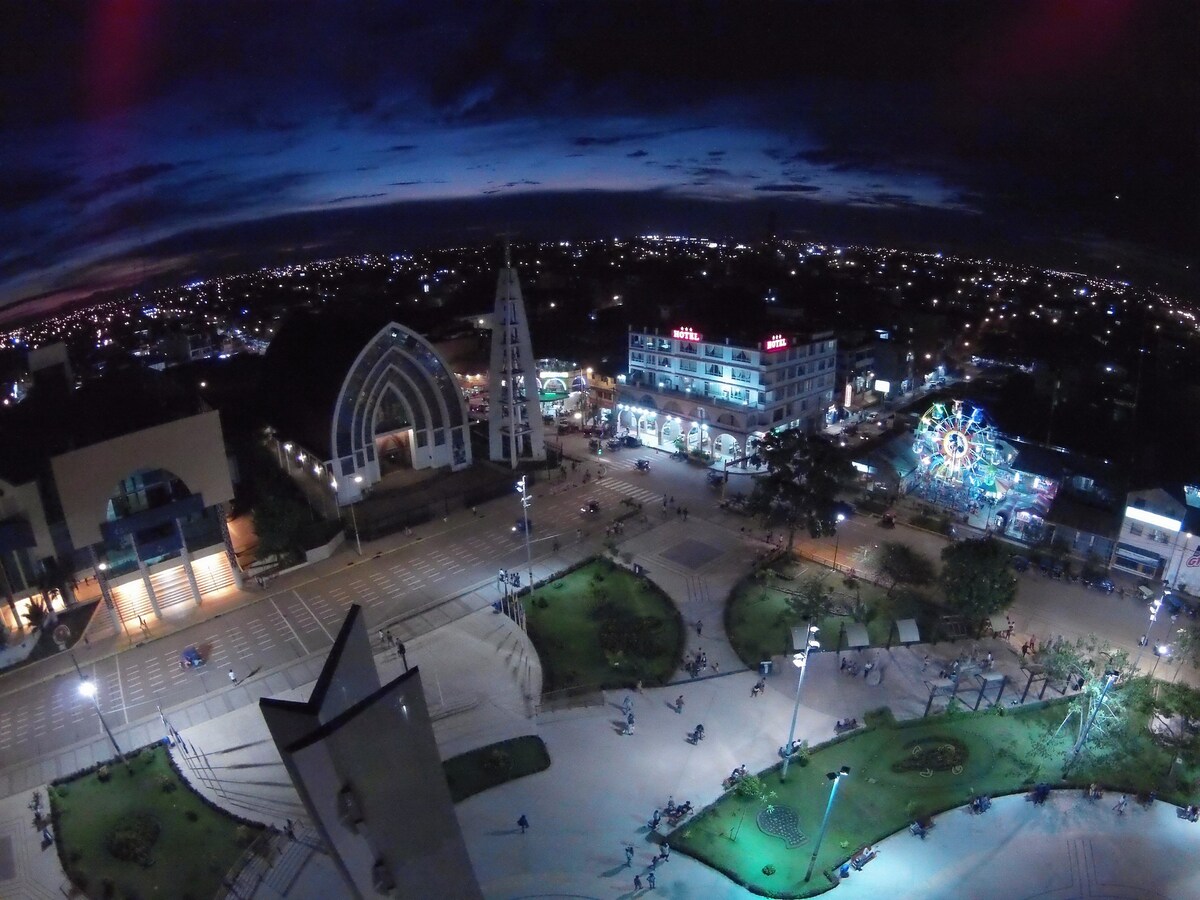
[650,809,661,830]
[647,871,656,889]
[695,619,703,637]
[517,814,530,833]
[624,844,635,866]
[227,668,237,685]
[659,841,670,862]
[1114,795,1128,815]
[674,695,684,714]
[622,695,634,716]
[634,874,643,891]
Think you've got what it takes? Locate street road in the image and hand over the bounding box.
[0,446,706,773]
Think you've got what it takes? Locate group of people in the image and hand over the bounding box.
[724,764,749,787]
[688,723,705,744]
[684,649,710,678]
[840,657,875,679]
[834,717,859,733]
[969,794,992,814]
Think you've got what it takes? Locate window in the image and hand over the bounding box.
[630,335,644,348]
[731,368,751,383]
[678,359,697,372]
[680,342,697,355]
[631,351,644,363]
[1129,522,1143,536]
[704,345,724,359]
[658,356,671,368]
[705,363,723,376]
[732,350,750,363]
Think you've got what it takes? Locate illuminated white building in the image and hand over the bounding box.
[615,325,837,462]
[1115,487,1200,594]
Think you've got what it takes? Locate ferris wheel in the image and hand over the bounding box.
[913,400,999,488]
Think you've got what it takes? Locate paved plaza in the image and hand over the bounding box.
[0,452,1197,898]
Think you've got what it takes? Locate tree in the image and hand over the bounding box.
[939,538,1017,623]
[747,429,852,550]
[783,578,831,623]
[877,542,935,597]
[252,493,309,563]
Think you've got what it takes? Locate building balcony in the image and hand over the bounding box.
[618,378,765,412]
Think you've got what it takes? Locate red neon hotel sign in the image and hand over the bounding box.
[672,326,703,342]
[763,334,789,352]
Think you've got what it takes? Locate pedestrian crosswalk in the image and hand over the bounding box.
[597,478,661,505]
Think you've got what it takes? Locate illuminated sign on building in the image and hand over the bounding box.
[763,334,789,352]
[1125,506,1182,533]
[874,379,891,395]
[672,327,703,342]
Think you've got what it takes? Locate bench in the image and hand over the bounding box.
[850,846,877,870]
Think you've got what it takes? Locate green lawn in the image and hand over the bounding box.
[672,701,1200,898]
[525,557,684,692]
[725,564,937,668]
[52,745,262,900]
[443,735,551,802]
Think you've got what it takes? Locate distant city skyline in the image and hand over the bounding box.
[1,1,1194,323]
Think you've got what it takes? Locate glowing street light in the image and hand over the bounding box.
[71,654,128,768]
[804,766,852,882]
[781,623,820,781]
[349,475,364,555]
[516,476,534,596]
[831,513,846,570]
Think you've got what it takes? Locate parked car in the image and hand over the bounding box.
[606,439,622,450]
[622,435,642,448]
[635,458,652,471]
[706,470,725,486]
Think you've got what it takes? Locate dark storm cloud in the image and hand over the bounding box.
[325,193,388,204]
[755,184,822,194]
[0,168,79,212]
[626,150,649,158]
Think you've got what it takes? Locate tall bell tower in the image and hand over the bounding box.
[488,247,545,466]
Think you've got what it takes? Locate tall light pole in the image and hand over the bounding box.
[781,623,820,781]
[516,476,534,594]
[349,475,364,555]
[71,653,128,768]
[804,766,851,883]
[1131,587,1168,674]
[1065,668,1120,773]
[831,513,846,570]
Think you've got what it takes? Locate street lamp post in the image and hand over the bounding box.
[831,513,846,570]
[516,476,535,592]
[1065,668,1120,773]
[71,653,128,768]
[349,475,365,555]
[1130,587,1168,675]
[804,766,851,882]
[781,623,820,781]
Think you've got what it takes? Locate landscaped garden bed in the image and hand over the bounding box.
[671,700,1200,897]
[51,744,263,899]
[524,557,683,692]
[443,735,551,802]
[725,564,937,668]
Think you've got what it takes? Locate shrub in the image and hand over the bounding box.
[105,813,160,867]
[481,748,512,773]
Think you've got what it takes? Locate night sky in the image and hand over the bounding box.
[1,1,1195,322]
